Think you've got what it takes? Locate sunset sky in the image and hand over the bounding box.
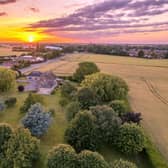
[0,0,168,43]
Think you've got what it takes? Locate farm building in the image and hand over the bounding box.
[25,71,63,95]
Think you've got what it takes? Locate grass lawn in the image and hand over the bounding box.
[0,88,153,168]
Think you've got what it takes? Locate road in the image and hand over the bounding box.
[20,56,65,74]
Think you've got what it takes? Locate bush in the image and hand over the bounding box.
[145,137,168,168]
[65,111,98,152]
[66,101,80,121]
[0,124,13,152]
[20,93,44,113]
[2,128,39,168]
[59,97,69,107]
[5,97,17,108]
[0,68,16,92]
[18,85,24,92]
[112,159,137,168]
[81,73,128,102]
[73,62,100,82]
[79,150,109,168]
[109,100,128,116]
[77,87,99,109]
[22,103,52,137]
[47,144,77,168]
[121,112,142,124]
[60,81,77,99]
[0,101,6,112]
[90,105,121,144]
[115,123,146,154]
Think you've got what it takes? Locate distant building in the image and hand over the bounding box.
[18,55,44,63]
[45,46,63,51]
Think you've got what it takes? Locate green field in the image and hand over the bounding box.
[33,53,168,161]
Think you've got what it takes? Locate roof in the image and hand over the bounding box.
[45,46,63,51]
[28,71,42,77]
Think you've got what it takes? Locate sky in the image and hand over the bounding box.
[0,0,168,43]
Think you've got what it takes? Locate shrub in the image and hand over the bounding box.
[0,124,13,152]
[20,93,44,113]
[66,101,80,121]
[0,101,6,112]
[47,144,77,168]
[79,150,109,168]
[22,103,52,137]
[121,112,142,124]
[60,81,77,99]
[5,97,17,108]
[0,68,16,92]
[18,85,24,92]
[2,128,39,168]
[112,159,137,168]
[115,123,146,154]
[65,111,98,152]
[90,105,121,144]
[109,100,128,116]
[81,73,128,102]
[73,62,100,82]
[77,87,99,109]
[59,97,69,107]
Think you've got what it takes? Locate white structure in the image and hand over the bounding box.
[18,55,44,63]
[45,46,63,51]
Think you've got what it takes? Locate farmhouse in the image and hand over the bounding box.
[25,71,63,95]
[18,55,44,63]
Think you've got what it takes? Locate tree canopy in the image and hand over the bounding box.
[115,123,146,154]
[65,111,98,152]
[73,62,100,82]
[0,68,16,92]
[81,73,129,102]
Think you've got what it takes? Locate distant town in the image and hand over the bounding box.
[0,43,168,70]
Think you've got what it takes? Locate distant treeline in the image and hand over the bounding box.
[61,44,168,58]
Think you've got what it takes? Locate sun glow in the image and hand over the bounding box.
[28,35,35,43]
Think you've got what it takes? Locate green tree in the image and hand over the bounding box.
[20,93,44,113]
[138,50,144,58]
[81,73,128,102]
[73,62,99,82]
[77,87,99,109]
[90,105,121,143]
[2,128,39,168]
[0,124,13,152]
[47,144,77,168]
[66,101,80,121]
[60,81,77,99]
[115,123,146,154]
[22,103,52,137]
[112,159,137,168]
[79,150,109,168]
[65,111,98,152]
[109,100,128,116]
[0,68,16,92]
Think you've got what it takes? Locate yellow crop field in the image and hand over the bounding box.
[35,53,168,161]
